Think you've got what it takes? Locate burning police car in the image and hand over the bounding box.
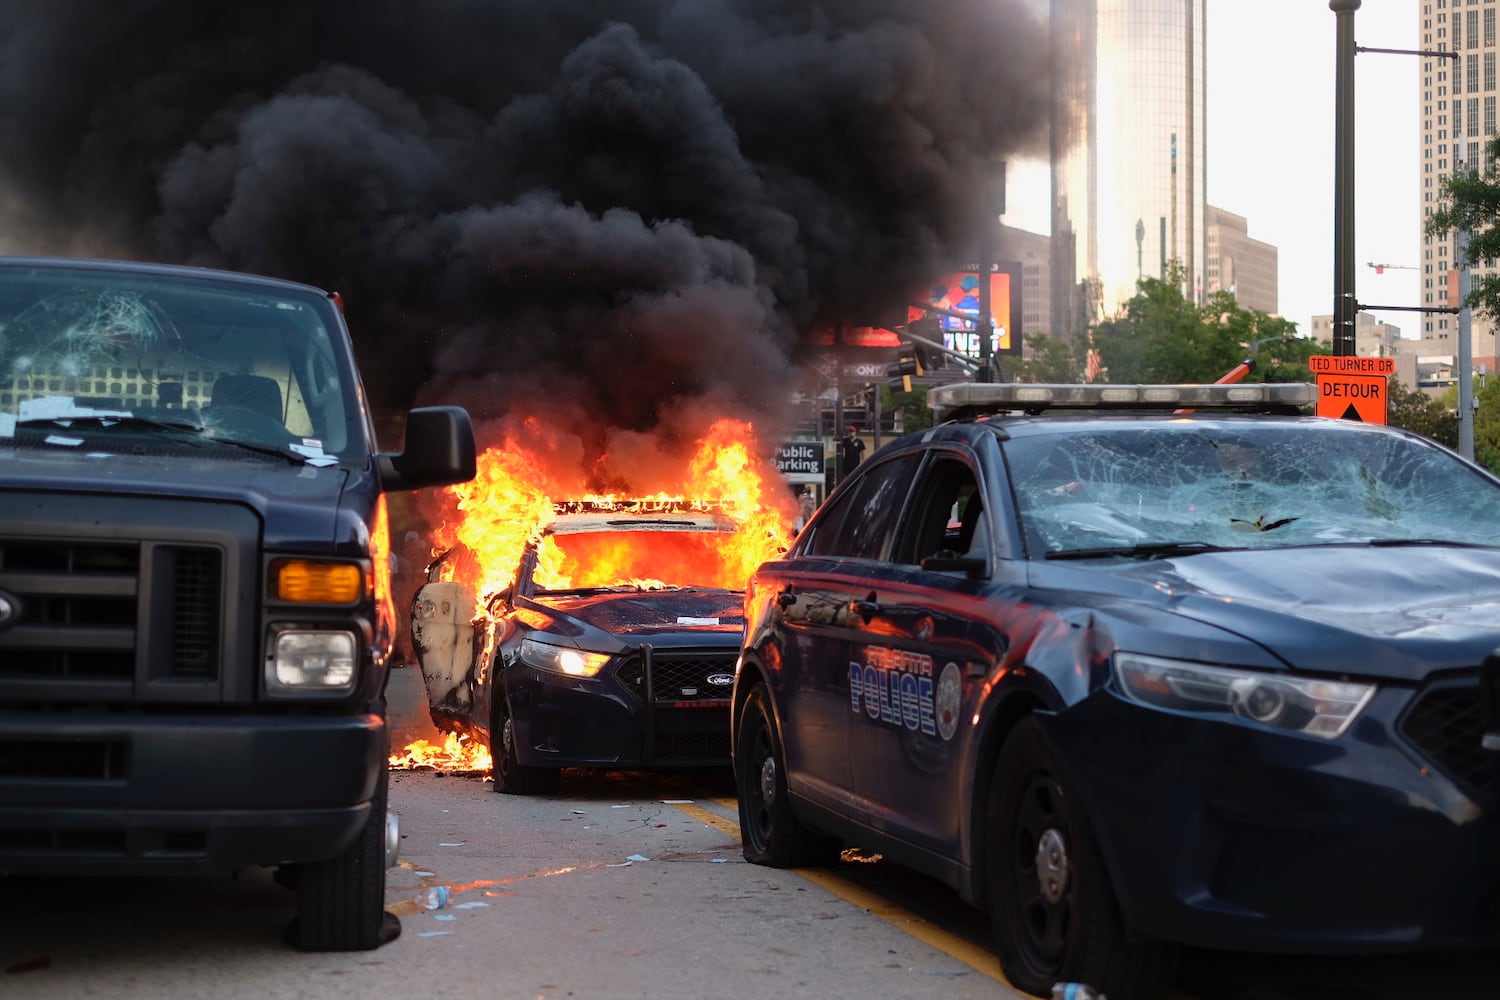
[412,501,748,794]
[733,380,1500,999]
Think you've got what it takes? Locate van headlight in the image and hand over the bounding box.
[266,628,357,694]
[1112,652,1375,739]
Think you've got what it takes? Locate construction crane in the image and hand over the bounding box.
[1366,261,1417,275]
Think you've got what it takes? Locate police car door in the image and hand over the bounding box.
[846,449,989,860]
[777,451,921,814]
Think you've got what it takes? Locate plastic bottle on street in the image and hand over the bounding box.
[1052,984,1106,1000]
[417,885,450,910]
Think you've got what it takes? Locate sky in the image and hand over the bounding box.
[1007,0,1423,339]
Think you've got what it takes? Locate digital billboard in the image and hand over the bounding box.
[910,262,1022,357]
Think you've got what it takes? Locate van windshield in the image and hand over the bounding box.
[0,263,361,462]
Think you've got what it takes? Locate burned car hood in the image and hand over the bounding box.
[1076,545,1500,681]
[522,588,745,645]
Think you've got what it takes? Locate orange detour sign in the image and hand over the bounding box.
[1307,355,1389,424]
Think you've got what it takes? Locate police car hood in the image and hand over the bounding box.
[1082,545,1500,681]
[531,588,745,646]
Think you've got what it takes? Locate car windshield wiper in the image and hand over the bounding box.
[1045,541,1237,561]
[1363,538,1496,549]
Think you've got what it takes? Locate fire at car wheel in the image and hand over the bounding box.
[735,684,840,868]
[987,716,1176,999]
[489,692,561,796]
[284,765,401,952]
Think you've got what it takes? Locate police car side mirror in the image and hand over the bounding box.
[920,552,986,577]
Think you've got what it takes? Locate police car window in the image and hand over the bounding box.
[894,455,983,565]
[804,453,919,560]
[1005,422,1500,555]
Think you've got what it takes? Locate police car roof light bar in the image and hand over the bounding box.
[926,382,1319,419]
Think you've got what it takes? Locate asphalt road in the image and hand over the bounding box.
[3,665,1498,1000]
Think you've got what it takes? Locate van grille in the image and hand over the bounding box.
[0,538,223,684]
[0,493,249,702]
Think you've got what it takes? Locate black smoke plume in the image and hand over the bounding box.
[0,0,1053,448]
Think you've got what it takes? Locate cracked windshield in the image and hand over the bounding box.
[0,268,354,464]
[1010,422,1500,554]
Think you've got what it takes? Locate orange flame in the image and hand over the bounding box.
[398,417,798,772]
[429,417,795,599]
[389,732,493,773]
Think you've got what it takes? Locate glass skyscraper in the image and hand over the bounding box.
[1051,0,1208,333]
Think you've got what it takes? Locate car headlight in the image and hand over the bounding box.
[1112,652,1375,739]
[520,637,612,678]
[266,628,357,695]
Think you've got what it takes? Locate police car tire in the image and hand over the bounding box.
[490,691,561,796]
[987,717,1176,999]
[286,764,400,952]
[736,684,840,868]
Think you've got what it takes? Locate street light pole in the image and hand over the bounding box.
[1331,0,1360,358]
[977,162,1005,384]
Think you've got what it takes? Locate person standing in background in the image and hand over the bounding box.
[839,426,865,480]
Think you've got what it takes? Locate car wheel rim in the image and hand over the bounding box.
[1014,772,1070,968]
[747,720,776,846]
[1034,827,1069,905]
[498,715,514,781]
[759,754,777,809]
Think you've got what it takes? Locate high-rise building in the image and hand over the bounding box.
[997,224,1053,339]
[1421,0,1500,375]
[1051,0,1207,335]
[1206,206,1278,315]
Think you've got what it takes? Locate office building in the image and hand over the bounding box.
[1205,206,1278,315]
[1051,0,1207,333]
[1420,1,1500,373]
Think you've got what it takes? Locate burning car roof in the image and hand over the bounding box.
[544,513,739,535]
[542,500,740,536]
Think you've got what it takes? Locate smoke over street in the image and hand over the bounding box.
[0,0,1053,452]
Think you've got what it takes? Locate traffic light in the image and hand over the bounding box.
[886,342,927,392]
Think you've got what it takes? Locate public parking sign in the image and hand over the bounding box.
[774,440,826,484]
[1308,355,1390,424]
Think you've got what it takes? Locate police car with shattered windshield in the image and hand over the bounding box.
[732,380,1500,1000]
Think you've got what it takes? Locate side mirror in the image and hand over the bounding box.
[379,406,477,491]
[920,552,987,578]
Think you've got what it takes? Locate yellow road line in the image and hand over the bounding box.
[667,798,1017,992]
[672,800,739,837]
[793,867,1011,987]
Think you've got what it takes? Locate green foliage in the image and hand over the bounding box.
[1012,332,1088,382]
[1088,263,1319,384]
[1427,135,1500,323]
[881,384,934,433]
[1386,378,1459,451]
[1472,376,1500,472]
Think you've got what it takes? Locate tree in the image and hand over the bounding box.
[1426,134,1500,321]
[1012,332,1087,383]
[1090,263,1316,384]
[881,384,934,433]
[1386,378,1459,451]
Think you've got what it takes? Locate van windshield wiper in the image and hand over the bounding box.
[1045,541,1237,561]
[19,413,205,433]
[18,414,307,465]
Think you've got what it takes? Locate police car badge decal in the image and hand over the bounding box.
[936,662,961,741]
